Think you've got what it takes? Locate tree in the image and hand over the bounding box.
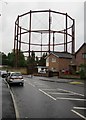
[18,51,27,67]
[27,51,37,74]
[27,51,36,66]
[0,52,8,65]
[27,51,47,67]
[79,64,86,79]
[7,50,27,67]
[8,52,15,67]
[38,53,47,66]
[35,56,39,65]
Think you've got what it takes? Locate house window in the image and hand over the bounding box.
[51,58,56,62]
[82,53,86,59]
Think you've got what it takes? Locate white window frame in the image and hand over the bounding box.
[51,58,56,62]
[46,58,49,66]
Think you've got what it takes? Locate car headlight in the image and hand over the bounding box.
[10,79,13,81]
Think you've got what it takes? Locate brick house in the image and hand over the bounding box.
[46,52,73,73]
[75,43,86,71]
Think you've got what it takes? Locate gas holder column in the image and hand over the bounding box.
[48,9,51,53]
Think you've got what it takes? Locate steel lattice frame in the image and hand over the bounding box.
[14,9,75,67]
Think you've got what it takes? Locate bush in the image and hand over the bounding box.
[75,71,80,75]
[79,64,86,79]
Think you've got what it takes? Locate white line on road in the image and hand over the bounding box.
[10,90,20,120]
[33,82,50,88]
[57,88,84,97]
[73,107,86,110]
[47,92,74,95]
[42,88,84,97]
[71,109,86,120]
[56,97,86,101]
[34,82,44,85]
[41,88,57,91]
[26,82,35,87]
[35,84,49,87]
[39,89,56,101]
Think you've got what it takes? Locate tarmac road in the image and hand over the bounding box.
[10,76,86,119]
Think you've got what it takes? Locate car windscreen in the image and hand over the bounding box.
[11,73,22,77]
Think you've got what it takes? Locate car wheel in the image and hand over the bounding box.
[20,83,24,86]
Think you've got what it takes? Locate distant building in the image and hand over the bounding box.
[45,43,86,74]
[75,43,86,71]
[46,52,74,73]
[37,66,47,73]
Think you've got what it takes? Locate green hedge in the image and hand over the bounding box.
[79,64,86,79]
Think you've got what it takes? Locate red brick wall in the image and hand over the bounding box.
[59,58,71,71]
[76,45,86,70]
[46,54,72,72]
[47,54,59,71]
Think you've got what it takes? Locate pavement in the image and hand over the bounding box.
[2,78,16,120]
[27,75,84,85]
[38,76,73,83]
[40,77,84,86]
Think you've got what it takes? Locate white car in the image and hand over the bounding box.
[7,72,24,86]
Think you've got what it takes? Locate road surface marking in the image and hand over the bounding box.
[34,82,49,87]
[57,88,84,97]
[35,84,49,87]
[39,89,56,101]
[71,109,86,120]
[47,92,74,95]
[56,97,86,101]
[42,88,57,91]
[73,107,86,110]
[27,82,35,87]
[34,82,44,85]
[10,90,20,120]
[34,81,44,84]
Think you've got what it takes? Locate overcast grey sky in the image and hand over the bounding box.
[0,0,85,55]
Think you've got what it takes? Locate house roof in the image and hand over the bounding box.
[75,43,86,54]
[46,52,73,59]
